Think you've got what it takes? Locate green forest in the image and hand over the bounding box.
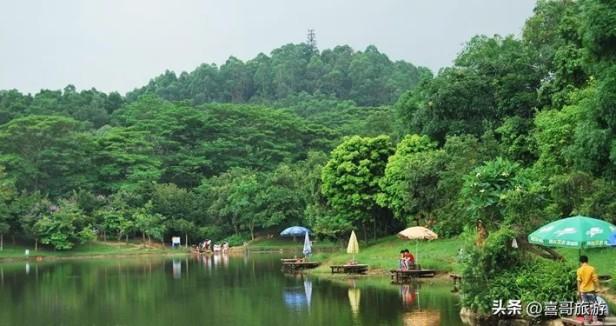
[1,0,615,286]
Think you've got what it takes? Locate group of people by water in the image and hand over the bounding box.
[194,240,229,254]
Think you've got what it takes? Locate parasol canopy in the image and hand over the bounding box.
[609,232,616,247]
[528,215,616,249]
[280,226,311,237]
[397,226,438,240]
[347,230,359,263]
[397,226,438,265]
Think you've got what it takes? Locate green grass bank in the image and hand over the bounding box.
[0,241,190,261]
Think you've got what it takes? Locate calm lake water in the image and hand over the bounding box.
[0,254,462,325]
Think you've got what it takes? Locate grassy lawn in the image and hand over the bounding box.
[0,241,189,260]
[557,247,616,276]
[307,236,616,277]
[311,236,465,274]
[246,237,337,250]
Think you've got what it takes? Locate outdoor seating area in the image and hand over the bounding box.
[281,261,321,273]
[279,226,320,273]
[390,269,436,283]
[330,264,369,274]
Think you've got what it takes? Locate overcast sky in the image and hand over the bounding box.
[0,0,537,95]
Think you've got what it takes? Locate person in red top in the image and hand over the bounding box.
[403,249,415,269]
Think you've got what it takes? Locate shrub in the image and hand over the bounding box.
[222,234,246,247]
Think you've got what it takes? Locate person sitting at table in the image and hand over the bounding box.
[399,250,408,270]
[404,249,416,269]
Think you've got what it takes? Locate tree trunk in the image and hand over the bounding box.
[0,234,3,251]
[103,230,107,242]
[142,232,146,244]
[250,223,255,241]
[373,216,377,240]
[362,223,368,243]
[35,239,38,251]
[517,236,564,260]
[185,233,188,248]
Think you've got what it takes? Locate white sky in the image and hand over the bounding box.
[0,0,537,94]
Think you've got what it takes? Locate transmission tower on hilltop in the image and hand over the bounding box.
[307,29,317,51]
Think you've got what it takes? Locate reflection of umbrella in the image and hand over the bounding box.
[347,287,361,315]
[609,232,616,246]
[304,279,312,307]
[283,289,307,308]
[528,215,616,255]
[303,232,312,258]
[346,230,359,263]
[280,226,311,237]
[398,227,438,265]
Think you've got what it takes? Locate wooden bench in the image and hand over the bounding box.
[281,261,320,273]
[390,269,436,283]
[330,264,369,274]
[280,258,299,263]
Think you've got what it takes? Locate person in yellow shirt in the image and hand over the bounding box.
[577,255,599,323]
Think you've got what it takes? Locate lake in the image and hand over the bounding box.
[0,254,463,325]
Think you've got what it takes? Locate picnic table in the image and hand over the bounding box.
[330,264,369,274]
[390,267,436,283]
[281,261,320,273]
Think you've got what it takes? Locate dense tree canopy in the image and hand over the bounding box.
[0,0,615,260]
[127,44,431,107]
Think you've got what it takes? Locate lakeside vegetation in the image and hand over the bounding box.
[0,241,188,260]
[1,0,616,321]
[311,236,464,274]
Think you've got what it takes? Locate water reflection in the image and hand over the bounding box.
[172,259,181,279]
[348,287,361,316]
[0,255,463,325]
[402,310,441,326]
[283,274,313,310]
[400,284,416,306]
[304,278,312,307]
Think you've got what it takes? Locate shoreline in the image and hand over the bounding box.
[0,250,191,263]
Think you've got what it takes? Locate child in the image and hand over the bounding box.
[404,249,415,269]
[399,250,408,270]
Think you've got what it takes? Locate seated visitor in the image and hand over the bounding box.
[399,250,408,270]
[404,249,415,269]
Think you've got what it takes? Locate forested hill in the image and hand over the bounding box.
[126,43,432,107]
[1,0,616,256]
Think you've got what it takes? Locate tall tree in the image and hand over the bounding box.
[321,135,394,240]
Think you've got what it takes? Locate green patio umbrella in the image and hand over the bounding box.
[528,215,616,254]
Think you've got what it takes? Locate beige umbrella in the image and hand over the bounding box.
[398,227,438,265]
[346,230,359,264]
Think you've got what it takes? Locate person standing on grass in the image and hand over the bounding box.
[577,255,599,323]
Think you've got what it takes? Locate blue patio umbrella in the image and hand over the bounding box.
[609,232,616,246]
[280,226,311,237]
